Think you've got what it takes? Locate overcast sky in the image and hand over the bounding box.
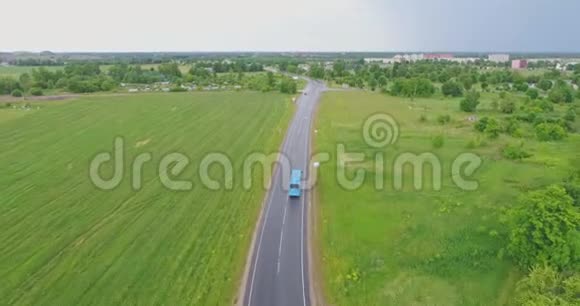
[2,0,579,52]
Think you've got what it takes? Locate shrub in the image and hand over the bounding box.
[441,80,463,97]
[535,123,567,141]
[514,265,580,305]
[507,185,579,269]
[30,87,44,96]
[419,114,427,122]
[279,78,297,94]
[437,114,451,125]
[548,86,574,104]
[484,118,501,139]
[169,86,187,92]
[466,135,487,149]
[459,90,480,112]
[502,143,533,160]
[536,99,554,112]
[500,98,516,114]
[11,89,23,97]
[100,79,116,91]
[537,79,552,91]
[515,82,529,92]
[474,117,489,132]
[391,78,435,98]
[432,135,445,148]
[503,118,521,136]
[563,170,580,206]
[564,108,576,122]
[526,88,539,100]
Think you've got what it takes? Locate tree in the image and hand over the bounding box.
[377,76,388,88]
[158,63,182,79]
[481,82,489,91]
[309,64,325,79]
[514,265,580,305]
[30,87,44,96]
[500,97,516,114]
[368,77,378,91]
[538,79,553,91]
[442,80,463,97]
[484,118,501,138]
[279,78,297,94]
[507,185,579,269]
[19,73,32,91]
[459,90,480,112]
[548,86,574,104]
[0,77,21,95]
[11,89,23,97]
[564,108,576,122]
[390,78,434,98]
[332,60,346,77]
[526,88,540,100]
[535,123,567,141]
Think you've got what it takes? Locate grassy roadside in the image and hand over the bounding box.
[313,91,579,305]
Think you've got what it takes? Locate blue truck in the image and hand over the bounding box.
[289,169,302,198]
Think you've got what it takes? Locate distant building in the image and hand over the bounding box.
[424,53,454,60]
[488,54,510,63]
[512,59,528,69]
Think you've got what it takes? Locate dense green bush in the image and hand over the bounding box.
[279,78,297,94]
[500,98,516,114]
[502,143,533,160]
[548,84,574,104]
[11,89,23,97]
[484,118,501,139]
[507,185,579,270]
[514,265,580,305]
[169,86,187,92]
[535,123,567,141]
[432,135,445,148]
[564,108,576,122]
[526,88,540,100]
[474,117,489,132]
[0,77,21,95]
[441,80,463,97]
[30,87,44,96]
[390,78,435,98]
[459,90,480,112]
[437,114,451,125]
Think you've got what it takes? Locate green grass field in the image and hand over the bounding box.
[314,91,580,306]
[0,66,63,79]
[0,92,294,305]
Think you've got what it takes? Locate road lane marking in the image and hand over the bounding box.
[276,203,289,275]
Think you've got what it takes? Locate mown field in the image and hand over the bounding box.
[0,92,294,305]
[314,91,580,305]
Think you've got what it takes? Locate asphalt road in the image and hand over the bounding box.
[243,79,324,306]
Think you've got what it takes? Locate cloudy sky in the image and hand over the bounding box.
[2,0,579,52]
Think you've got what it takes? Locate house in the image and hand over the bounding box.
[488,54,510,63]
[512,59,528,70]
[425,54,454,60]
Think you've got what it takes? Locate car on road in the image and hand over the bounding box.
[289,169,302,198]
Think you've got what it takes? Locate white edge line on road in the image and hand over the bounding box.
[277,203,289,275]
